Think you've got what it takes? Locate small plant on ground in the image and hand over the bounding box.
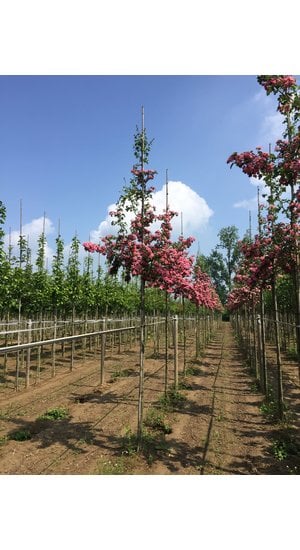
[144,408,172,434]
[271,434,299,462]
[178,379,193,390]
[260,399,278,421]
[250,380,261,393]
[110,367,131,381]
[271,439,288,461]
[185,365,201,376]
[158,386,187,412]
[121,426,168,465]
[38,407,69,421]
[9,429,32,441]
[95,456,131,475]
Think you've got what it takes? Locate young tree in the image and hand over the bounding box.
[51,232,65,318]
[217,225,240,293]
[83,117,196,445]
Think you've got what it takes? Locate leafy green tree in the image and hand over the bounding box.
[51,233,65,317]
[0,201,13,319]
[217,225,240,293]
[32,231,51,316]
[196,250,227,305]
[80,252,95,316]
[66,235,81,319]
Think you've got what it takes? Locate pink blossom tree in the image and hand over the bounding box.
[83,117,197,446]
[227,75,300,415]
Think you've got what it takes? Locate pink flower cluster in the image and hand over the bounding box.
[227,149,274,179]
[131,168,157,182]
[227,219,300,310]
[257,75,296,94]
[83,205,221,310]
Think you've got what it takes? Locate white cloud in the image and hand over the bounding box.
[153,181,213,236]
[260,112,284,145]
[4,216,55,266]
[233,197,258,210]
[252,88,285,146]
[89,180,213,242]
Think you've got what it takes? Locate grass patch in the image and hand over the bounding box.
[144,408,172,434]
[260,392,292,423]
[121,427,168,466]
[250,380,261,393]
[38,407,69,421]
[158,386,187,412]
[110,367,132,382]
[9,429,32,442]
[271,435,300,462]
[0,435,8,446]
[259,399,278,421]
[95,455,135,475]
[184,365,201,376]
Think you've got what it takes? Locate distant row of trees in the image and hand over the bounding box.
[2,192,283,321]
[0,200,211,320]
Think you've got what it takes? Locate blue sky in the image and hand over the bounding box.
[1,0,299,536]
[0,74,298,267]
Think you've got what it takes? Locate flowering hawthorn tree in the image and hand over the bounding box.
[83,122,197,444]
[227,74,300,364]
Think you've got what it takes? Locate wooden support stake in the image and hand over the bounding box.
[100,319,106,385]
[173,315,179,389]
[25,319,32,388]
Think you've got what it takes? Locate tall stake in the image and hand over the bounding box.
[137,106,146,447]
[268,144,284,418]
[164,168,169,396]
[181,211,187,374]
[287,113,300,364]
[258,187,267,394]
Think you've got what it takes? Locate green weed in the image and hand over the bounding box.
[9,429,32,442]
[38,407,69,421]
[185,366,201,376]
[110,367,131,381]
[95,456,131,475]
[271,435,299,462]
[271,440,288,461]
[250,380,261,393]
[144,409,172,434]
[121,427,167,465]
[159,386,187,412]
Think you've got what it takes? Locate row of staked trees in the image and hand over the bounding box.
[0,205,205,322]
[226,75,300,418]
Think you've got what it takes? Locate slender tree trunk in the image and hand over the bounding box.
[258,291,267,396]
[182,296,186,375]
[271,276,284,419]
[164,291,169,396]
[137,277,146,448]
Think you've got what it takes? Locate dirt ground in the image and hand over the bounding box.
[0,322,299,475]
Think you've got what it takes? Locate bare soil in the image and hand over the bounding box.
[0,323,299,475]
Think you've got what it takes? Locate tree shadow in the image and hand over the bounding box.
[5,415,98,454]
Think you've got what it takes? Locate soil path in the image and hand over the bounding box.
[0,323,299,474]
